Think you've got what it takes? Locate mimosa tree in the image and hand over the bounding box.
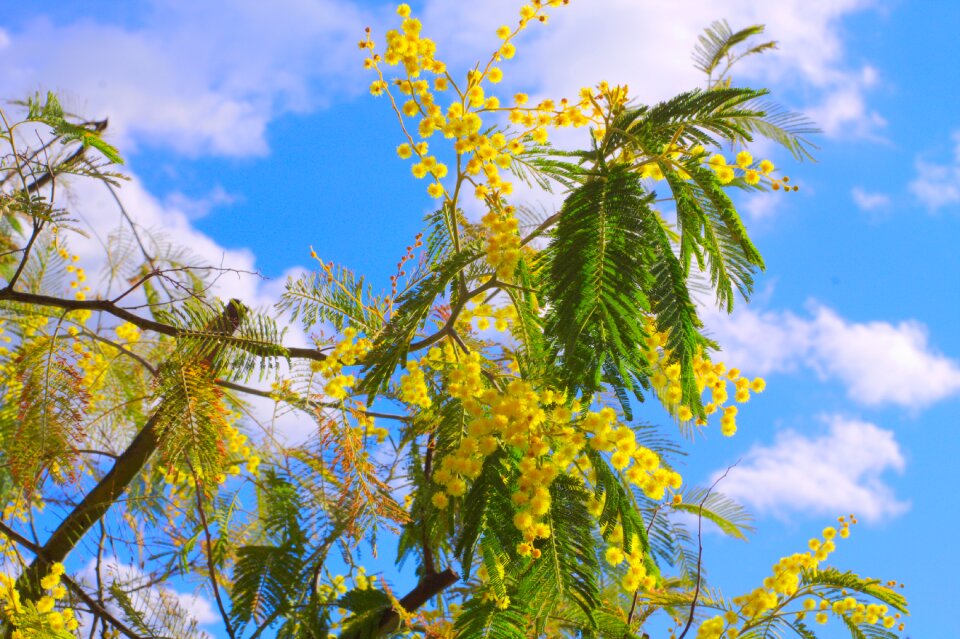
[0,3,907,638]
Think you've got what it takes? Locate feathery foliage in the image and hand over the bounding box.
[0,8,908,639]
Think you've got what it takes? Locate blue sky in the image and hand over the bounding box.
[3,0,960,636]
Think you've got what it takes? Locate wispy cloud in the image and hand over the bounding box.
[424,0,884,140]
[851,186,891,212]
[715,415,908,522]
[910,131,960,210]
[0,0,375,157]
[704,302,960,409]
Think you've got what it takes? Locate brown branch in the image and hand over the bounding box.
[12,302,245,609]
[520,210,561,247]
[407,279,499,353]
[0,521,146,639]
[4,221,43,292]
[375,568,458,636]
[0,289,328,362]
[676,462,738,639]
[194,480,238,639]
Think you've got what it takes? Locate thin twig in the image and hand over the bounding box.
[0,289,328,362]
[0,521,146,639]
[627,503,666,625]
[193,482,238,639]
[676,461,739,639]
[215,379,411,422]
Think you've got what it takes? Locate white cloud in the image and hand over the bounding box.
[910,131,960,210]
[715,415,908,522]
[742,191,784,221]
[163,186,239,221]
[62,172,268,303]
[804,72,887,139]
[1,0,375,157]
[704,302,960,409]
[851,186,891,212]
[424,0,883,140]
[77,557,218,632]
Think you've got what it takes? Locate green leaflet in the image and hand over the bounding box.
[230,544,302,630]
[517,475,600,631]
[586,449,656,578]
[279,262,387,335]
[454,598,529,639]
[109,583,206,639]
[540,164,653,399]
[456,451,521,580]
[336,588,394,639]
[152,358,229,481]
[673,487,754,541]
[156,297,289,382]
[358,244,481,402]
[25,91,124,164]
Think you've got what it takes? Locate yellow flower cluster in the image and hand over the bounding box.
[413,332,676,578]
[316,574,349,600]
[17,314,51,340]
[74,341,108,406]
[697,516,904,638]
[163,411,259,488]
[642,321,765,436]
[351,402,390,443]
[59,249,91,301]
[315,327,372,401]
[704,149,793,190]
[115,322,141,343]
[365,2,604,282]
[352,566,378,590]
[399,359,432,408]
[0,562,80,636]
[0,322,11,358]
[581,408,681,501]
[1,497,31,523]
[603,525,655,592]
[457,301,517,333]
[480,208,522,281]
[821,597,897,628]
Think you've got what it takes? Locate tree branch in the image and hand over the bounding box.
[0,289,328,362]
[12,302,246,609]
[0,521,146,639]
[676,462,738,639]
[377,568,458,636]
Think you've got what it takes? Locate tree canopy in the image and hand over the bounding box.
[0,3,907,639]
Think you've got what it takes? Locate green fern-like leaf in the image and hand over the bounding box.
[517,475,600,630]
[230,544,302,630]
[454,597,529,639]
[152,359,229,481]
[540,164,653,398]
[109,582,208,639]
[456,451,521,580]
[279,262,387,334]
[358,245,480,402]
[25,91,124,164]
[672,487,753,541]
[692,21,773,81]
